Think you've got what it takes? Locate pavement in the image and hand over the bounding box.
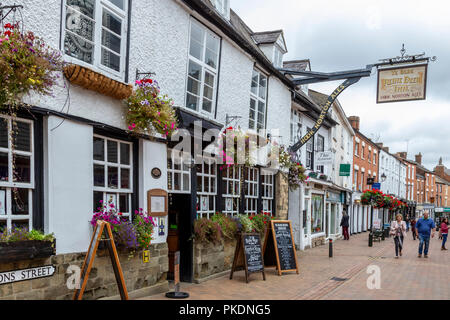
[140,231,450,300]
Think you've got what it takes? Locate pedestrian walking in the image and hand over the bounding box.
[411,218,417,240]
[390,214,407,258]
[340,210,350,240]
[415,211,436,258]
[438,218,443,240]
[440,217,448,251]
[405,214,410,232]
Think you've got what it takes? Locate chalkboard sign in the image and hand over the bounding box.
[73,221,128,300]
[263,220,299,276]
[230,233,266,283]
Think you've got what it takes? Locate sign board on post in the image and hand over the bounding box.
[372,183,381,190]
[316,151,333,165]
[377,64,427,103]
[165,251,189,298]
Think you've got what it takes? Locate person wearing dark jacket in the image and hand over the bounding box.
[340,210,350,240]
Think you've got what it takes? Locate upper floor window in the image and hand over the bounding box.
[361,145,365,159]
[316,135,324,173]
[273,47,283,68]
[64,0,128,78]
[249,69,267,130]
[290,109,302,145]
[373,153,376,165]
[212,0,230,19]
[186,20,220,116]
[355,141,359,156]
[368,150,372,164]
[306,128,313,170]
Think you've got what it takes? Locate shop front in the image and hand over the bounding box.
[326,190,343,240]
[303,180,330,248]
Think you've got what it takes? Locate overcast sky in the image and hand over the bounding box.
[232,0,450,170]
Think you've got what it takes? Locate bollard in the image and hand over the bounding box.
[368,232,373,247]
[166,251,189,299]
[329,239,333,258]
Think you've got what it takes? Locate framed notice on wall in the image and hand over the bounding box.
[147,189,168,217]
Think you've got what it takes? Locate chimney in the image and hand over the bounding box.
[415,152,422,165]
[376,143,383,149]
[348,116,360,131]
[396,152,407,159]
[382,147,389,153]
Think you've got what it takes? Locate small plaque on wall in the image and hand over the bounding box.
[147,189,168,217]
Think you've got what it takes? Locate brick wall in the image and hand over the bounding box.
[0,243,168,300]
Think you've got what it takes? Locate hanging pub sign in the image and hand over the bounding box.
[263,220,299,276]
[230,233,265,283]
[316,151,333,165]
[377,64,427,103]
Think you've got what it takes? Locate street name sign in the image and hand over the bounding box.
[0,265,55,285]
[377,64,427,103]
[263,220,299,276]
[230,233,265,283]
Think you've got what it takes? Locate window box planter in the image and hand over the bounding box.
[0,240,56,263]
[308,172,318,179]
[319,174,327,180]
[63,64,133,100]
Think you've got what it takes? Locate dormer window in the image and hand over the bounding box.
[273,47,283,68]
[212,0,230,19]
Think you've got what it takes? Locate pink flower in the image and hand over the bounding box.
[135,80,142,85]
[132,123,136,128]
[128,126,133,131]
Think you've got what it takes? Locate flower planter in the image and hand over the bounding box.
[308,172,318,179]
[319,174,327,180]
[0,240,55,263]
[63,64,133,100]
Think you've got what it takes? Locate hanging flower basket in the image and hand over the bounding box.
[125,79,178,138]
[64,64,133,100]
[0,23,64,109]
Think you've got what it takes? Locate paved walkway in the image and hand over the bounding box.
[141,231,450,300]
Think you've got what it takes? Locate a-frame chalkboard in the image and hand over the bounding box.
[263,220,299,276]
[73,220,129,300]
[230,233,266,283]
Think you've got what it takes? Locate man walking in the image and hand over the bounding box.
[340,209,350,240]
[415,211,436,258]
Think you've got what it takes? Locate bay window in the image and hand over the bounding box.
[249,69,267,131]
[93,135,133,219]
[0,116,34,231]
[63,0,128,77]
[186,19,220,116]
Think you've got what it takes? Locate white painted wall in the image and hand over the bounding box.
[139,140,169,244]
[45,116,93,254]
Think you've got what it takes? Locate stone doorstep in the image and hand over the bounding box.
[194,270,231,284]
[99,281,169,300]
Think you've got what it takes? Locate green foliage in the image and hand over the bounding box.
[210,213,237,240]
[0,227,55,243]
[193,218,223,244]
[249,213,274,235]
[237,214,254,233]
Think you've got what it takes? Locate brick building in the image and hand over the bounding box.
[396,152,418,217]
[414,153,437,217]
[347,116,380,234]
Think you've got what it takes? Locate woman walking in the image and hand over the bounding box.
[390,214,407,258]
[440,217,448,250]
[411,218,417,240]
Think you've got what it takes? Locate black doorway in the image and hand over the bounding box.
[167,193,194,283]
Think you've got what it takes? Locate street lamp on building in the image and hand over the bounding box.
[381,173,387,182]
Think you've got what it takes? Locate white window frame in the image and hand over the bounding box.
[306,127,313,170]
[186,19,220,117]
[273,46,283,68]
[0,116,34,231]
[196,158,217,219]
[244,167,259,215]
[93,134,133,220]
[261,171,274,215]
[222,166,241,216]
[62,0,128,81]
[167,149,191,194]
[249,69,268,131]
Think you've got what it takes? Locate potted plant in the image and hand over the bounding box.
[0,228,56,263]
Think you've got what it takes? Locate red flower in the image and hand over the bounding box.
[4,30,12,37]
[4,23,12,29]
